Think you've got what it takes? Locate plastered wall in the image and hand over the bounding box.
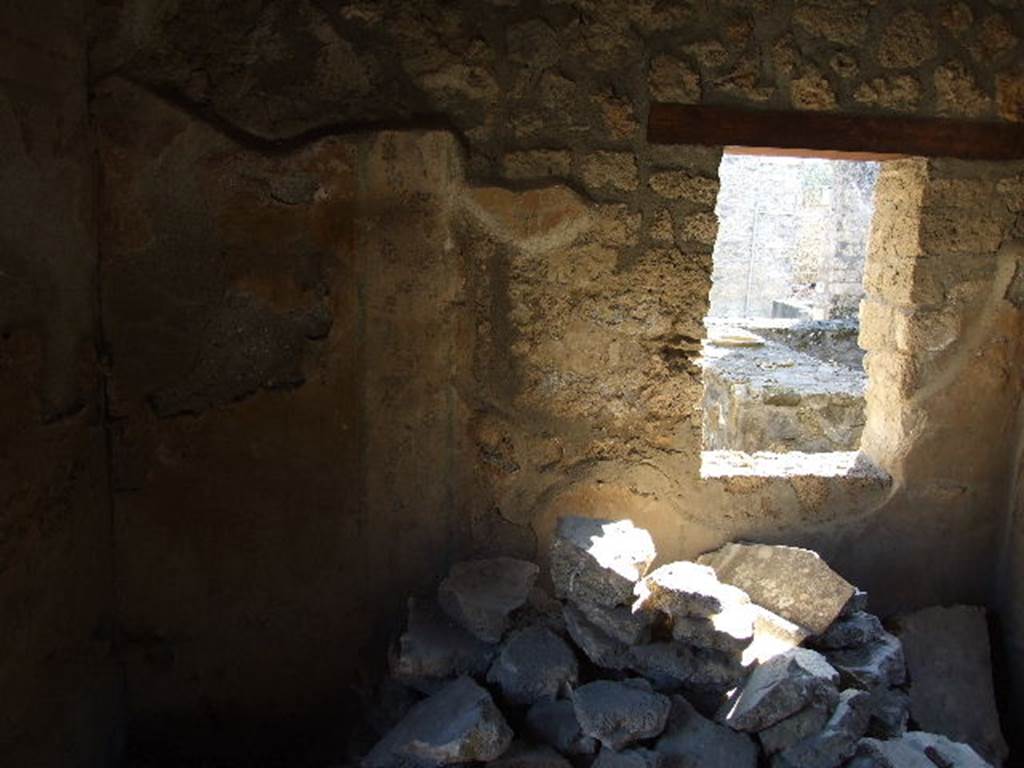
[89,0,1024,754]
[0,1,122,765]
[5,0,1024,763]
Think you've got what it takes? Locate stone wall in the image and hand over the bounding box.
[95,80,477,755]
[1001,415,1024,755]
[709,155,878,320]
[0,1,122,765]
[702,342,866,453]
[6,0,1020,761]
[860,157,1024,737]
[830,161,880,318]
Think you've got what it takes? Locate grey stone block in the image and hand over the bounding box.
[891,605,1007,766]
[811,611,883,650]
[572,679,671,750]
[720,648,839,732]
[438,557,539,643]
[489,742,573,768]
[771,688,871,768]
[866,686,910,739]
[563,602,632,670]
[576,599,654,646]
[635,561,749,619]
[698,543,854,634]
[550,517,655,608]
[743,604,811,665]
[825,631,906,689]
[853,732,994,768]
[363,676,513,768]
[655,695,758,768]
[510,586,567,635]
[487,626,578,706]
[390,598,496,689]
[592,747,660,768]
[630,642,746,690]
[524,699,598,756]
[758,702,832,755]
[671,603,755,655]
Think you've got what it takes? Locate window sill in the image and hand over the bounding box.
[700,450,890,482]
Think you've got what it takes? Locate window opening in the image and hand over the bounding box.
[700,151,879,466]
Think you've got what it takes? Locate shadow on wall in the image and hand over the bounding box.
[75,0,1024,761]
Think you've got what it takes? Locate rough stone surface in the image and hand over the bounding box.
[671,603,755,655]
[698,544,855,634]
[792,70,838,112]
[648,172,719,203]
[576,600,654,646]
[630,642,746,691]
[772,689,871,768]
[503,150,572,180]
[635,561,750,619]
[811,612,883,650]
[854,76,922,111]
[701,338,867,453]
[439,558,540,643]
[525,699,597,756]
[22,0,1024,758]
[877,11,938,69]
[511,587,567,636]
[866,687,910,739]
[391,598,497,689]
[825,632,907,690]
[656,695,758,768]
[581,152,639,194]
[563,603,633,671]
[592,746,660,768]
[744,606,812,665]
[487,626,578,706]
[551,517,656,609]
[572,680,671,750]
[891,605,1008,765]
[721,648,840,732]
[841,590,870,618]
[758,702,833,755]
[489,742,572,768]
[854,732,993,768]
[649,56,701,104]
[363,676,513,768]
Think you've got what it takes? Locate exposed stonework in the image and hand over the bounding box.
[935,61,993,118]
[793,4,869,46]
[503,150,572,181]
[701,339,866,454]
[648,56,701,104]
[1,0,1019,762]
[708,154,878,321]
[854,77,922,112]
[93,69,1024,763]
[877,11,939,69]
[791,69,838,112]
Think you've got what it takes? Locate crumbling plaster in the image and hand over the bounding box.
[8,0,1024,761]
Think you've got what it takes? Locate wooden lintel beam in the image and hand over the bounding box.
[647,103,1024,161]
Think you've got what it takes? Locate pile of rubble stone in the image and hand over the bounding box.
[360,517,1006,768]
